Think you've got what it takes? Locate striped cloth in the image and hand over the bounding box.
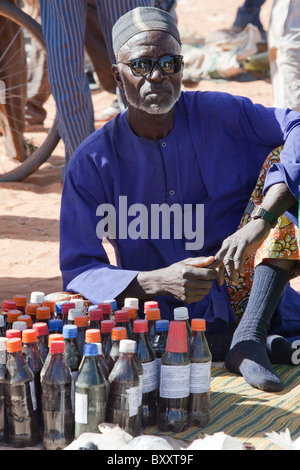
[145,364,300,450]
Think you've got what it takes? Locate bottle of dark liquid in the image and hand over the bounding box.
[88,308,103,330]
[32,322,49,364]
[40,333,64,382]
[0,337,8,443]
[115,310,133,340]
[133,319,158,427]
[59,302,75,324]
[74,315,88,357]
[145,308,161,343]
[107,327,127,373]
[48,319,63,336]
[63,324,81,384]
[122,306,137,337]
[106,339,141,436]
[100,320,115,359]
[85,329,109,380]
[151,319,169,384]
[42,340,74,450]
[1,299,17,331]
[188,318,212,427]
[158,321,190,433]
[74,343,107,438]
[4,337,40,447]
[174,307,192,341]
[98,302,111,320]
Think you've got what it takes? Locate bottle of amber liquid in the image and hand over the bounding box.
[158,321,190,433]
[188,318,212,427]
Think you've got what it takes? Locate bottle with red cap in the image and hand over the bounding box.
[144,300,158,314]
[145,308,161,343]
[75,342,107,437]
[158,321,191,433]
[100,320,115,359]
[104,299,117,320]
[41,340,74,450]
[74,315,89,357]
[106,339,141,436]
[32,322,49,364]
[6,329,21,340]
[4,337,41,447]
[174,307,192,341]
[59,302,75,324]
[40,334,64,381]
[107,327,127,373]
[1,299,17,331]
[13,295,27,314]
[98,302,111,320]
[88,308,103,330]
[0,337,8,443]
[115,310,133,340]
[187,318,212,427]
[133,319,158,427]
[85,329,109,380]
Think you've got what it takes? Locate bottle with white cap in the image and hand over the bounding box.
[0,337,8,442]
[174,307,192,340]
[67,308,84,325]
[106,339,141,436]
[30,291,45,305]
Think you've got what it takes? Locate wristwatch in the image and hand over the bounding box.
[251,205,278,228]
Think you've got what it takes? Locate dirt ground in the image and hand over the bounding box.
[0,0,299,307]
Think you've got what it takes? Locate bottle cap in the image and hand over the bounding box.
[26,303,40,316]
[12,321,27,332]
[98,302,111,315]
[133,319,148,333]
[42,299,56,313]
[119,339,136,353]
[7,310,22,323]
[49,319,63,332]
[7,337,22,353]
[105,299,117,310]
[50,340,65,354]
[17,315,32,328]
[155,319,169,332]
[83,343,98,357]
[191,318,206,331]
[85,329,101,343]
[165,321,188,353]
[112,327,127,341]
[63,324,78,339]
[122,307,136,320]
[100,320,115,332]
[89,309,103,321]
[36,306,51,320]
[0,337,8,351]
[13,294,27,307]
[48,333,64,346]
[22,329,37,343]
[144,300,158,312]
[74,315,88,327]
[68,308,83,321]
[1,299,16,312]
[30,291,44,304]
[124,298,139,310]
[6,329,21,339]
[115,310,129,323]
[174,307,189,321]
[62,302,76,314]
[145,308,160,321]
[32,322,48,336]
[0,315,4,328]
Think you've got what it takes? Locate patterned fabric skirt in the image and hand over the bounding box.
[225,146,300,321]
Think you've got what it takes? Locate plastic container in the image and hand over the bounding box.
[74,315,89,357]
[13,295,27,314]
[6,329,21,339]
[6,310,22,330]
[41,341,74,450]
[106,339,141,436]
[85,329,109,380]
[32,322,49,364]
[4,338,40,447]
[151,319,169,383]
[187,318,212,427]
[0,338,8,442]
[115,310,133,340]
[104,299,117,320]
[36,306,51,326]
[98,302,111,320]
[144,300,158,313]
[100,320,115,359]
[174,307,192,340]
[133,320,158,427]
[124,298,139,312]
[158,321,190,433]
[74,343,107,437]
[25,303,40,324]
[107,327,127,373]
[88,308,103,329]
[145,308,161,342]
[48,318,63,335]
[12,321,27,333]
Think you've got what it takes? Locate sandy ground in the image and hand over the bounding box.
[0,0,299,307]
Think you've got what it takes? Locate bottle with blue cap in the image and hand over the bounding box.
[48,319,63,335]
[151,319,169,382]
[63,324,81,383]
[74,342,107,437]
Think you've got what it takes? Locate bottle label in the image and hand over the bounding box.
[190,362,211,393]
[160,364,190,398]
[126,385,140,417]
[29,380,37,411]
[75,392,88,424]
[141,359,158,393]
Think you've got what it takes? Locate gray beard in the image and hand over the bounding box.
[125,89,181,115]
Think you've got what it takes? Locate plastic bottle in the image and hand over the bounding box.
[158,321,190,433]
[32,322,49,364]
[25,303,40,324]
[88,308,103,330]
[144,300,158,314]
[104,299,117,320]
[63,324,81,404]
[151,319,169,383]
[13,294,27,314]
[1,299,17,331]
[187,318,212,427]
[98,302,111,320]
[42,340,74,450]
[36,306,51,326]
[0,337,8,443]
[59,302,75,324]
[67,308,83,325]
[122,306,137,336]
[48,318,63,335]
[100,320,115,359]
[6,329,21,339]
[40,334,64,382]
[124,297,139,313]
[42,299,56,318]
[107,327,127,373]
[106,339,141,436]
[145,308,161,342]
[74,315,88,357]
[174,307,192,341]
[22,329,43,427]
[133,319,158,427]
[17,314,32,329]
[4,337,40,447]
[115,310,133,340]
[75,343,107,437]
[85,329,109,380]
[6,310,22,330]
[0,316,5,337]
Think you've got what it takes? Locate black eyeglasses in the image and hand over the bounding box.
[119,54,183,77]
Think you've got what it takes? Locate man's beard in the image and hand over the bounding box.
[124,85,181,115]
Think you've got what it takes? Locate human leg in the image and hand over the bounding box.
[232,0,266,33]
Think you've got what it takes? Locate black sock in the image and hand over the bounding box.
[225,263,291,392]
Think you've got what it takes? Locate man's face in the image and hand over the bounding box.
[115,30,183,115]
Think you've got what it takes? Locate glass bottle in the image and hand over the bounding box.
[133,319,158,427]
[85,329,109,380]
[0,337,8,443]
[41,340,74,450]
[74,315,89,357]
[25,303,40,324]
[32,322,49,364]
[158,321,190,433]
[174,307,192,341]
[88,308,103,330]
[4,337,40,447]
[13,295,27,314]
[106,339,141,437]
[115,310,133,340]
[100,320,115,359]
[1,300,17,331]
[75,343,107,437]
[107,327,127,373]
[151,319,169,383]
[145,308,161,342]
[188,318,212,427]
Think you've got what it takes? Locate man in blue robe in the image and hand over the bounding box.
[60,7,300,391]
